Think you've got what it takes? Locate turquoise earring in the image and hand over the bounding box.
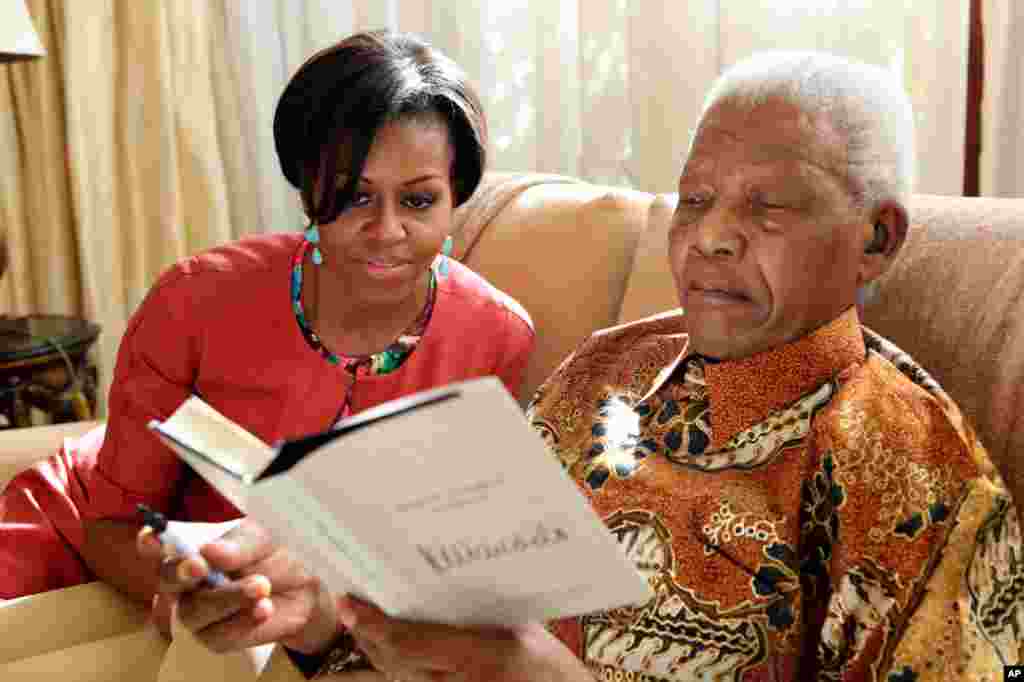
[304,223,323,265]
[439,235,453,277]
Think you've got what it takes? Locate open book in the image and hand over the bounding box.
[148,377,652,627]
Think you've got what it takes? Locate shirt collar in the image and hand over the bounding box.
[641,306,866,449]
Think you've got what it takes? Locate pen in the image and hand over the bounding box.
[137,503,229,587]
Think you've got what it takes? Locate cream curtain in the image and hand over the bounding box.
[284,0,968,194]
[980,0,1024,197]
[0,0,974,414]
[0,1,80,318]
[227,0,972,206]
[2,0,250,411]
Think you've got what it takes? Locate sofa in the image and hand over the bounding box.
[1,171,1023,679]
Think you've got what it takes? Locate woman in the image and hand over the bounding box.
[0,31,534,613]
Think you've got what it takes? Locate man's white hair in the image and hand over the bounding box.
[695,51,916,211]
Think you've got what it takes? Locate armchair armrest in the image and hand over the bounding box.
[0,421,101,489]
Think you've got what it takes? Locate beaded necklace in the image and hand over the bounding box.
[290,239,437,377]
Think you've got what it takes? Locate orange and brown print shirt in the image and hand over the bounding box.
[528,307,1023,682]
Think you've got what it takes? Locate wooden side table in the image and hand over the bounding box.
[0,315,102,428]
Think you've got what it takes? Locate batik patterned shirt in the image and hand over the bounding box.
[528,307,1023,681]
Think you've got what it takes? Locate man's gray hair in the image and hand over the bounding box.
[695,51,916,210]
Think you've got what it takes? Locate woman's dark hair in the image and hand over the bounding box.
[273,31,487,224]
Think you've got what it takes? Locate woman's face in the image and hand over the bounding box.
[318,117,454,307]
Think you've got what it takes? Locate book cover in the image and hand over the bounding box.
[149,377,652,627]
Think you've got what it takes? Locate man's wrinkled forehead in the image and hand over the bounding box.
[685,98,849,180]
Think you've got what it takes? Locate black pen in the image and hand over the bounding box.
[137,504,229,587]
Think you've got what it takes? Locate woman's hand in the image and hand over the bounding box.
[137,518,343,654]
[338,597,592,682]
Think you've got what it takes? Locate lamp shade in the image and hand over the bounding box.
[0,0,45,62]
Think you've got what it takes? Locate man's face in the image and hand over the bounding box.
[670,97,869,360]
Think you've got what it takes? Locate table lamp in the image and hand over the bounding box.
[0,0,45,63]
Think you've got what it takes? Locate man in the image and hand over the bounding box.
[523,51,1024,680]
[160,52,1023,681]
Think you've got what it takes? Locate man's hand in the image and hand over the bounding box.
[137,518,343,655]
[338,596,593,682]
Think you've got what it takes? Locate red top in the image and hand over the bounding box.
[0,232,534,597]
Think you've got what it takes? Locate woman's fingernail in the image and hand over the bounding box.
[177,560,205,582]
[138,527,159,551]
[337,604,356,630]
[214,539,238,555]
[253,597,274,622]
[243,575,272,600]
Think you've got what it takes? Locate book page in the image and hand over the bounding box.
[248,377,653,627]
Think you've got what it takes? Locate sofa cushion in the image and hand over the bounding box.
[862,195,1024,501]
[461,179,655,401]
[0,581,146,664]
[452,172,582,261]
[0,421,99,490]
[617,193,679,323]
